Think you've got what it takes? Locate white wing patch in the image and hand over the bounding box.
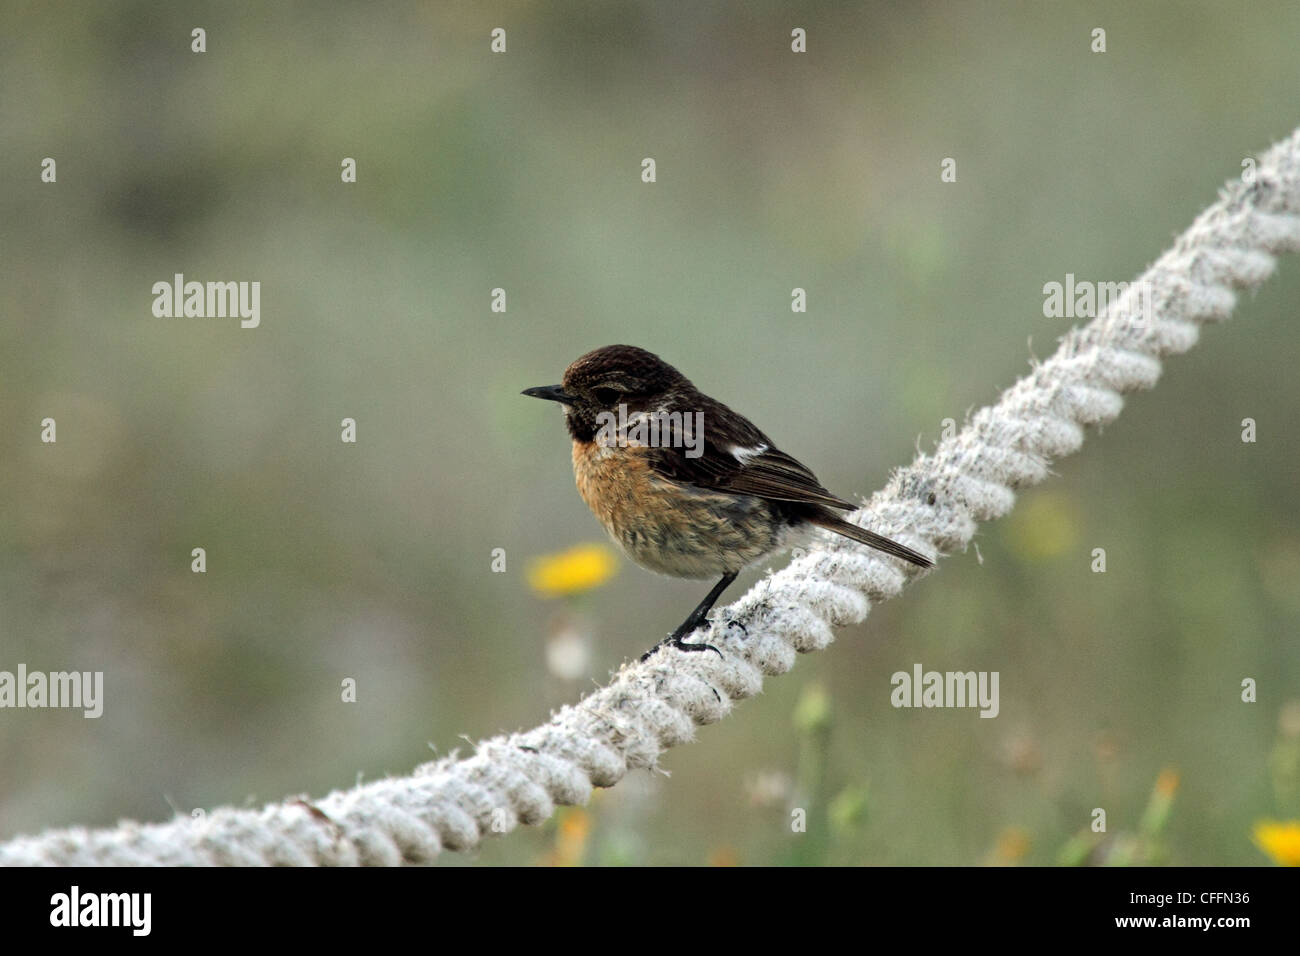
[730,442,768,465]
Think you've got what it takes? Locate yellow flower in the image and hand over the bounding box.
[1154,768,1180,798]
[527,543,618,597]
[991,826,1032,865]
[553,809,591,867]
[1252,819,1300,866]
[707,845,739,867]
[1139,766,1179,837]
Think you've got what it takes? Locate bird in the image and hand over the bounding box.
[523,345,933,659]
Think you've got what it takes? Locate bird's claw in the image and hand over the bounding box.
[640,634,723,662]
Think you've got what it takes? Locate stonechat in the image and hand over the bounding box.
[524,345,933,659]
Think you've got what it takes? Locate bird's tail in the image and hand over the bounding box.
[806,513,934,569]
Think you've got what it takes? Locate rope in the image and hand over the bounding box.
[5,128,1300,866]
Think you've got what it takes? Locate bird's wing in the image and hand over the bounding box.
[644,399,856,511]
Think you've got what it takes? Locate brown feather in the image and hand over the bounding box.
[806,512,934,568]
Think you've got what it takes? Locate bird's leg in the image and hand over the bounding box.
[668,572,738,646]
[642,571,737,661]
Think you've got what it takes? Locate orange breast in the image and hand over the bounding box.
[571,438,658,539]
[570,439,781,578]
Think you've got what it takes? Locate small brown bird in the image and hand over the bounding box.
[524,345,933,658]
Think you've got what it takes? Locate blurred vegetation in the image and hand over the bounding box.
[1,1,1298,865]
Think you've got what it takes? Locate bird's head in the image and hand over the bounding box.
[523,345,692,441]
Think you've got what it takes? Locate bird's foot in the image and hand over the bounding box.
[668,635,722,657]
[639,639,722,660]
[640,622,724,662]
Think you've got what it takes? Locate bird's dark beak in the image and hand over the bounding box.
[522,384,577,407]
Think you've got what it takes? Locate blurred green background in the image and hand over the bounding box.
[2,0,1298,866]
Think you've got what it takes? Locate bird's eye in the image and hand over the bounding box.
[591,387,620,405]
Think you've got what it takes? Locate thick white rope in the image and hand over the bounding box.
[5,129,1300,865]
